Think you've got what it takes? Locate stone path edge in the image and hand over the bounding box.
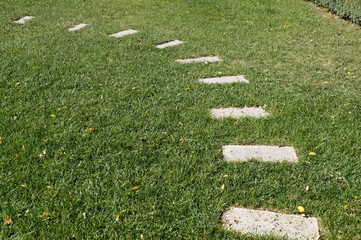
[156,40,183,49]
[222,206,320,240]
[13,16,35,24]
[109,29,138,38]
[210,107,269,119]
[199,75,249,84]
[68,23,87,32]
[222,145,298,163]
[176,56,222,64]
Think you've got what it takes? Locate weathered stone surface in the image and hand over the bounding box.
[211,107,269,119]
[198,75,249,84]
[176,56,221,64]
[13,16,35,24]
[109,29,138,38]
[222,145,298,162]
[68,23,87,31]
[156,40,183,49]
[223,207,320,240]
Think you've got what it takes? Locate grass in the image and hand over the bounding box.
[0,0,360,239]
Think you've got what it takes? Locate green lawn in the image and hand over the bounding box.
[0,0,360,239]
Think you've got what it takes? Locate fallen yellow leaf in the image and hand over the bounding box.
[297,206,305,213]
[40,212,49,219]
[132,186,140,190]
[5,216,12,225]
[309,152,317,156]
[115,214,120,221]
[220,184,225,192]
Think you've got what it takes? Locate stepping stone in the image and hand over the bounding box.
[223,207,320,240]
[199,75,249,84]
[156,40,183,49]
[176,56,221,64]
[109,29,138,38]
[68,23,87,31]
[222,145,298,163]
[13,16,35,24]
[211,107,269,119]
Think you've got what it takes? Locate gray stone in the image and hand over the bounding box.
[13,16,35,24]
[176,56,221,64]
[222,145,298,163]
[211,107,269,119]
[199,75,249,84]
[68,23,87,31]
[223,207,320,240]
[156,40,183,49]
[109,29,138,38]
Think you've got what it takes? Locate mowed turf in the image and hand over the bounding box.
[0,0,360,239]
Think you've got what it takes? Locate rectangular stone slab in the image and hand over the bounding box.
[223,207,320,240]
[13,16,35,24]
[109,29,138,38]
[222,145,298,162]
[199,75,249,84]
[156,40,183,49]
[68,23,87,31]
[211,107,269,119]
[176,56,221,64]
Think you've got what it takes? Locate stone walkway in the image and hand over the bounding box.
[13,16,34,24]
[199,75,249,84]
[156,40,183,49]
[176,56,222,64]
[109,29,138,38]
[223,207,320,240]
[222,145,298,163]
[210,107,269,119]
[10,16,321,239]
[68,23,87,32]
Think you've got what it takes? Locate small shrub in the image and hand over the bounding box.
[306,0,361,25]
